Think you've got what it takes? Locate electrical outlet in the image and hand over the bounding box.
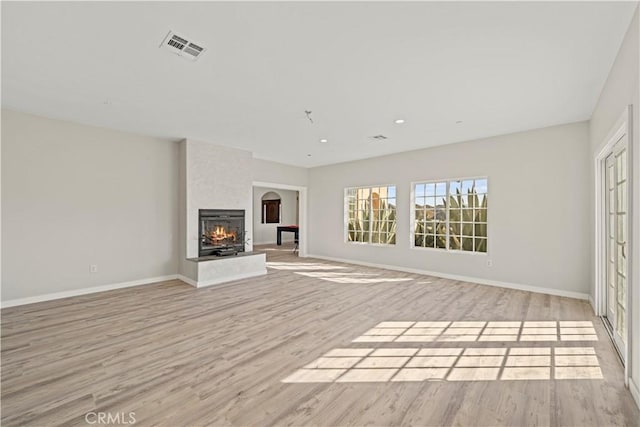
[486,259,493,267]
[90,265,98,273]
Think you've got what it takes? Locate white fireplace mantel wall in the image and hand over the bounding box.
[178,139,257,281]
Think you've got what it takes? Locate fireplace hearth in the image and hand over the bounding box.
[199,209,245,257]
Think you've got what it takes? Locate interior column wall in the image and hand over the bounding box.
[178,139,253,275]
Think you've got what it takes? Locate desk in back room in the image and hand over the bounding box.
[276,225,299,245]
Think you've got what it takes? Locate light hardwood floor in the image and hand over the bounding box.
[2,244,638,426]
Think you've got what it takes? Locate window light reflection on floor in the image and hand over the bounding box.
[282,346,603,383]
[351,320,598,343]
[266,263,416,284]
[282,320,604,384]
[295,272,414,284]
[266,262,348,271]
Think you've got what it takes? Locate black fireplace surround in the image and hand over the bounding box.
[199,209,245,257]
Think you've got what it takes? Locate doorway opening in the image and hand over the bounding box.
[252,181,307,257]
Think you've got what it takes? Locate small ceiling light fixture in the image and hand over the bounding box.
[456,120,463,124]
[319,138,328,143]
[307,154,312,157]
[394,119,405,124]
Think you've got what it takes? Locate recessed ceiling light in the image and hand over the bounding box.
[394,119,405,124]
[319,139,328,143]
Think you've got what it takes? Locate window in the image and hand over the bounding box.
[346,186,397,245]
[413,178,487,252]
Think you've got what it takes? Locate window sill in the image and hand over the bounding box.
[345,241,396,247]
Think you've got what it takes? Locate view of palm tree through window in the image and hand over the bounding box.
[414,178,488,252]
[346,186,397,244]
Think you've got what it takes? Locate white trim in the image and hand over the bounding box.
[409,176,489,254]
[0,275,179,308]
[630,378,640,410]
[178,270,266,288]
[344,184,398,245]
[253,240,289,245]
[594,105,633,386]
[307,253,589,300]
[253,181,302,192]
[176,274,198,287]
[588,294,596,315]
[253,181,307,257]
[595,108,631,316]
[410,245,488,256]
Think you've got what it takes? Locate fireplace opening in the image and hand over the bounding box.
[199,209,245,257]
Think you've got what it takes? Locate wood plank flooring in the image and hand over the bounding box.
[1,244,638,426]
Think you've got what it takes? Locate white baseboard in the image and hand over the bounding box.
[176,274,198,287]
[588,294,596,315]
[1,275,179,308]
[307,254,589,300]
[177,270,267,288]
[254,240,295,245]
[631,378,640,410]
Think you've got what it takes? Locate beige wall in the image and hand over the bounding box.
[1,109,180,301]
[252,158,308,187]
[308,121,591,298]
[589,5,639,404]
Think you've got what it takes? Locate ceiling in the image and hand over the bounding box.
[1,1,636,167]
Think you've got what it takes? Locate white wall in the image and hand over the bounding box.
[308,121,591,298]
[252,158,308,187]
[252,187,298,244]
[589,5,639,405]
[1,109,180,301]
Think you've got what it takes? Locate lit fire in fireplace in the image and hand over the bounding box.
[205,226,237,244]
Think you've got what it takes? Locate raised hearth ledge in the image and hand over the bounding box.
[186,251,264,262]
[180,251,266,288]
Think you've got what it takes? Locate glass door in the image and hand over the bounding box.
[604,136,628,359]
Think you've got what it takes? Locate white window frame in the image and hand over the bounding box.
[410,176,489,255]
[344,184,397,246]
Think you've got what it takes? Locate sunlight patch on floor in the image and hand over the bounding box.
[294,272,414,284]
[282,345,603,383]
[266,262,416,284]
[266,262,348,271]
[351,320,598,343]
[282,319,604,384]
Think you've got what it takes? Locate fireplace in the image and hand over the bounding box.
[199,209,245,257]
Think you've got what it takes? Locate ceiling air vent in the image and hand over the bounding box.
[370,135,388,141]
[161,31,206,61]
